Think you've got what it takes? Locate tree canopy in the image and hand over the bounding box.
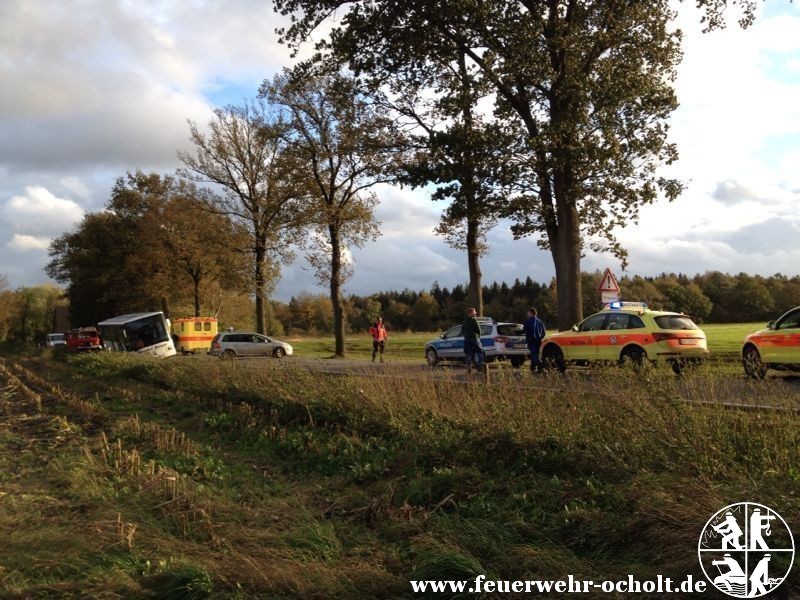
[179,100,306,333]
[262,71,405,356]
[273,0,684,330]
[47,172,246,325]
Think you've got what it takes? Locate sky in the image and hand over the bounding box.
[1,0,799,301]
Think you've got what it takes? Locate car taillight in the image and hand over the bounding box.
[212,340,220,349]
[652,332,680,342]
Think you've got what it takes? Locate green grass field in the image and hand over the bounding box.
[701,322,764,356]
[286,331,435,361]
[288,322,766,361]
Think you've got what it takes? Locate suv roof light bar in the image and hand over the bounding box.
[605,301,648,310]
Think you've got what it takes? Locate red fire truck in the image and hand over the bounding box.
[65,327,103,352]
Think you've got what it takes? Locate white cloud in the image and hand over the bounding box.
[372,184,441,240]
[59,176,92,201]
[711,180,761,205]
[0,0,295,172]
[3,186,84,235]
[7,234,51,252]
[667,4,800,195]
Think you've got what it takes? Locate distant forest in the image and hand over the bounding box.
[275,270,800,334]
[3,270,798,344]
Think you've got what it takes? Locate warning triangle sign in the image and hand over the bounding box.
[597,268,621,293]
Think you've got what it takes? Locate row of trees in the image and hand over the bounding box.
[0,276,65,344]
[0,274,264,345]
[4,268,795,344]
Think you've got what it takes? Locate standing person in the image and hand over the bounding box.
[462,307,484,375]
[523,308,547,373]
[369,317,388,363]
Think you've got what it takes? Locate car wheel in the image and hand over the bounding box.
[221,349,236,360]
[742,345,766,379]
[671,360,684,375]
[426,348,439,367]
[620,346,648,371]
[510,357,524,368]
[273,347,285,358]
[541,345,565,373]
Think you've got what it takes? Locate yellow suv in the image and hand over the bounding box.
[540,302,709,374]
[741,306,800,378]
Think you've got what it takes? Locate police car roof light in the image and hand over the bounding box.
[606,301,648,310]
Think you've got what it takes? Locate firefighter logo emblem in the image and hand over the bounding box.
[698,503,794,598]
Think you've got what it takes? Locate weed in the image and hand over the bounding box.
[146,564,214,600]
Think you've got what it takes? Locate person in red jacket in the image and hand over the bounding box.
[369,317,388,363]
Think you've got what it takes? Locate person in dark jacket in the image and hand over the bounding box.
[462,307,484,374]
[522,307,546,373]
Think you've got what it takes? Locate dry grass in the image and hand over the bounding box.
[0,351,798,598]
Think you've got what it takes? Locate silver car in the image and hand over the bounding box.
[209,331,293,359]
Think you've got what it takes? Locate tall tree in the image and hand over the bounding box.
[47,211,137,325]
[391,47,508,317]
[273,0,683,330]
[106,172,181,317]
[179,100,303,334]
[162,190,250,317]
[262,72,403,356]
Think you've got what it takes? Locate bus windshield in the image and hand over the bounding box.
[100,314,170,352]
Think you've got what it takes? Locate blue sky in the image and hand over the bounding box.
[1,0,799,301]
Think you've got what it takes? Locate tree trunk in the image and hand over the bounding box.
[193,274,201,317]
[466,217,483,316]
[254,240,267,335]
[551,170,583,331]
[329,223,346,358]
[458,51,484,317]
[160,296,171,320]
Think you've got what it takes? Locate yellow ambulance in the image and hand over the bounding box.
[171,317,218,355]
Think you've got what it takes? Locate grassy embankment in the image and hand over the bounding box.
[0,350,797,598]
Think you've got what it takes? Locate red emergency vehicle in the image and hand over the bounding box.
[65,327,103,352]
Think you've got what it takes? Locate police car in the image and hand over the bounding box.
[540,302,709,373]
[741,306,800,378]
[424,317,530,367]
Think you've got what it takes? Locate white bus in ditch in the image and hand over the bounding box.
[97,312,176,358]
